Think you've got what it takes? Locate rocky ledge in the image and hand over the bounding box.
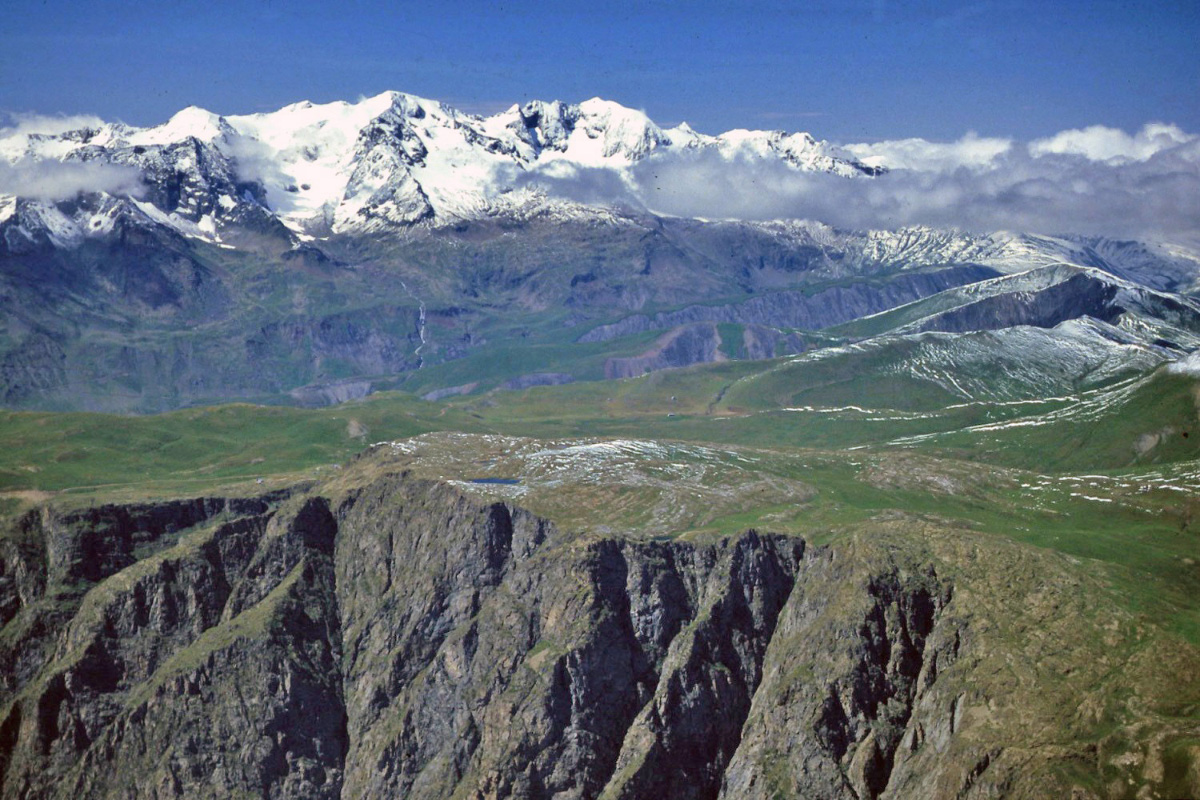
[0,472,1195,799]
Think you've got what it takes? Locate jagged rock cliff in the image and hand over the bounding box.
[0,474,1195,799]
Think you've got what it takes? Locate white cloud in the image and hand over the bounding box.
[842,131,1013,172]
[0,111,107,139]
[2,110,1197,241]
[521,123,1200,239]
[842,123,1198,171]
[1028,122,1195,163]
[0,113,109,161]
[0,159,144,202]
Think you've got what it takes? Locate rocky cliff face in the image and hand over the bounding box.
[580,264,999,343]
[0,474,1195,799]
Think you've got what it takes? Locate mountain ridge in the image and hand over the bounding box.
[2,91,1199,413]
[1,91,879,241]
[2,450,1196,799]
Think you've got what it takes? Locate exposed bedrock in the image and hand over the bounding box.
[0,475,1193,798]
[580,265,999,342]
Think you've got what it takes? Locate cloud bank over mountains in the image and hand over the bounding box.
[0,112,107,141]
[1027,123,1194,163]
[525,122,1199,240]
[845,123,1196,171]
[0,113,145,202]
[0,160,144,203]
[1,106,1197,241]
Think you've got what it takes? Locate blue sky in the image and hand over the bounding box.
[3,0,1197,141]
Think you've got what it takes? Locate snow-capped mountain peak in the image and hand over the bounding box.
[1,90,887,240]
[127,106,234,147]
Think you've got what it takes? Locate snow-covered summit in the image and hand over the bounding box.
[127,106,236,147]
[0,91,880,237]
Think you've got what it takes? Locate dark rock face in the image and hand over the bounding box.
[0,335,68,407]
[913,272,1122,334]
[910,270,1200,340]
[42,496,275,585]
[329,476,811,799]
[1,475,1179,798]
[580,265,1000,343]
[605,323,725,378]
[721,551,953,800]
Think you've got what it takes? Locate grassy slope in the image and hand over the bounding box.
[1,352,1197,798]
[1,354,1197,648]
[0,396,485,503]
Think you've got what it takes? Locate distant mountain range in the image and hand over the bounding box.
[1,92,1198,412]
[0,92,878,243]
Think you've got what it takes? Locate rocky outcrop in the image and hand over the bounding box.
[909,271,1200,348]
[605,323,725,378]
[912,272,1122,334]
[0,494,339,798]
[601,321,807,378]
[0,335,69,407]
[719,545,953,799]
[41,495,277,585]
[581,265,999,342]
[0,477,1195,799]
[421,382,478,401]
[289,379,374,408]
[330,474,814,799]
